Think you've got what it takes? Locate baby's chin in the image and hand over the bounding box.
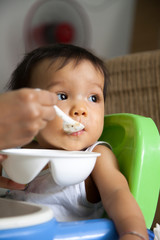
[37,137,94,151]
[59,143,94,152]
[57,146,84,152]
[38,143,82,151]
[52,143,87,152]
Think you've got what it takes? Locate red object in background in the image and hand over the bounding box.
[32,24,46,45]
[32,22,74,46]
[55,23,74,43]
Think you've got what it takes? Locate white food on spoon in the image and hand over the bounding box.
[53,105,84,134]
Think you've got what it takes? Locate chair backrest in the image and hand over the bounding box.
[105,50,160,133]
[99,113,160,228]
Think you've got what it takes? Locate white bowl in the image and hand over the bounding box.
[0,149,100,186]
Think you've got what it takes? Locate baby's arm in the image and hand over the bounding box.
[91,145,148,240]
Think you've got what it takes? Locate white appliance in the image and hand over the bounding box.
[0,0,136,92]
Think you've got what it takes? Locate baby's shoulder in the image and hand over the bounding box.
[92,143,118,169]
[93,142,113,155]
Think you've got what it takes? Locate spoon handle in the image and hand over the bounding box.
[53,105,75,124]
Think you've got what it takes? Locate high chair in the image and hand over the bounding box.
[0,113,159,240]
[100,113,160,229]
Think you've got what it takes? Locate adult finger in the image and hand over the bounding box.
[40,106,56,121]
[0,176,25,190]
[0,154,7,162]
[35,89,57,106]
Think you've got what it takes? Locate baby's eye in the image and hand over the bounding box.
[88,95,97,102]
[57,93,68,100]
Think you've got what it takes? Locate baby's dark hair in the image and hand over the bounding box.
[7,44,109,100]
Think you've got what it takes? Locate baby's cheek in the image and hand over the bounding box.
[47,117,63,131]
[38,120,60,139]
[94,116,104,133]
[89,126,102,142]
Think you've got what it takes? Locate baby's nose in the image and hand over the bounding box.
[70,106,87,117]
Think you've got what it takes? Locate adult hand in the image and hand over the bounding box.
[0,88,57,149]
[0,155,25,189]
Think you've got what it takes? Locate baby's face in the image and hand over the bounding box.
[30,59,105,151]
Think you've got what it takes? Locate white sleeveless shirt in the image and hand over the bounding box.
[6,141,111,222]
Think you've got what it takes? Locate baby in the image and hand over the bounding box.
[6,44,148,240]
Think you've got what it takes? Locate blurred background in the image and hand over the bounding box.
[0,0,159,92]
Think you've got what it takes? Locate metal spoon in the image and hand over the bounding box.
[53,105,84,134]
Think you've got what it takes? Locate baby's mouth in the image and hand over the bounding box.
[68,128,85,136]
[54,105,84,134]
[63,121,85,134]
